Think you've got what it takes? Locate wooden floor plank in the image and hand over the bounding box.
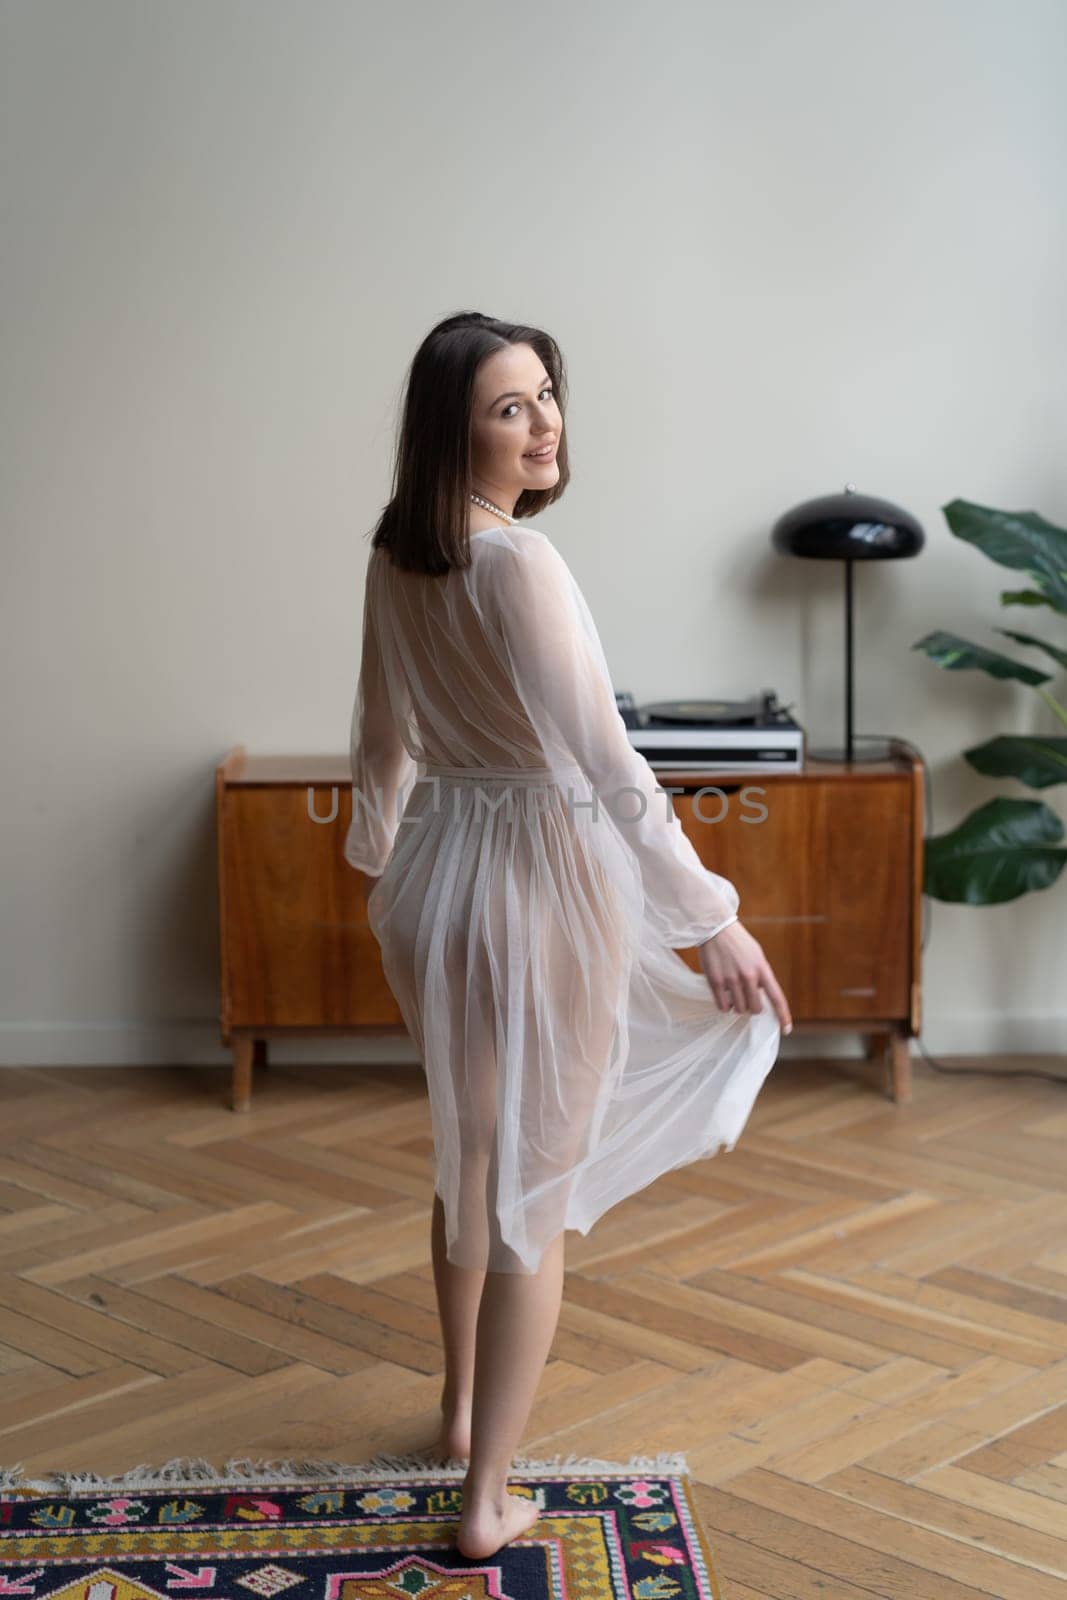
[0,1053,1062,1598]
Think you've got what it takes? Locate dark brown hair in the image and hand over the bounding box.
[368,311,570,576]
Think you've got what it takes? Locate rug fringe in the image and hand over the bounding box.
[0,1450,689,1494]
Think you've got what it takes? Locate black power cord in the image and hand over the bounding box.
[849,732,1065,1087]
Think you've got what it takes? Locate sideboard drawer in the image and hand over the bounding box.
[218,784,403,1030]
[673,774,912,1020]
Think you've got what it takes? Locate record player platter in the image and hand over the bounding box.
[642,691,787,728]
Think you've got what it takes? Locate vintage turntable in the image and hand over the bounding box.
[616,688,805,773]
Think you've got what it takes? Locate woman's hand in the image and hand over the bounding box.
[698,920,793,1035]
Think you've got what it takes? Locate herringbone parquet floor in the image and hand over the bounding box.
[1,1052,1065,1597]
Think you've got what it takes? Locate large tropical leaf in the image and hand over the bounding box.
[911,630,1050,685]
[943,499,1067,613]
[1000,588,1058,609]
[994,627,1067,672]
[924,796,1066,904]
[964,734,1067,789]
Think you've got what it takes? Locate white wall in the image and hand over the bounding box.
[3,0,1065,1069]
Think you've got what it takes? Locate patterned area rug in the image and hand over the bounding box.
[0,1451,722,1598]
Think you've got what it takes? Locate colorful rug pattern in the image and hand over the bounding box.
[0,1453,721,1600]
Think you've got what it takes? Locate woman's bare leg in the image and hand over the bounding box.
[431,1190,485,1459]
[456,1230,565,1559]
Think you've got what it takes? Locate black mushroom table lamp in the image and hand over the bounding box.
[771,482,925,763]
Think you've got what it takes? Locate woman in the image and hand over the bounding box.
[344,311,792,1559]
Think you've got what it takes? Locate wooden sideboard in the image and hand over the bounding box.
[216,742,923,1112]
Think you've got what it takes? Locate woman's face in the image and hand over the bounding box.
[469,342,561,511]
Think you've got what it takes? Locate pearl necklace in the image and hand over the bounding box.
[469,491,516,526]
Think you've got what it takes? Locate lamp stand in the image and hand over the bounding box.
[808,560,895,764]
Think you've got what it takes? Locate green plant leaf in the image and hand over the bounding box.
[1036,688,1067,732]
[1000,588,1056,608]
[911,630,1050,685]
[964,734,1067,788]
[924,796,1066,904]
[993,628,1067,671]
[943,499,1067,612]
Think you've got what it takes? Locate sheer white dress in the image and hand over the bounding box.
[344,523,781,1273]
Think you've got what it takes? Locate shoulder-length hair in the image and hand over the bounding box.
[368,311,570,576]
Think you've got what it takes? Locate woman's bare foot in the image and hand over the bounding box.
[456,1489,541,1558]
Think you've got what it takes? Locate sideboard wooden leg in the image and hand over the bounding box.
[865,1030,890,1061]
[888,1029,912,1105]
[231,1037,255,1112]
[253,1037,269,1071]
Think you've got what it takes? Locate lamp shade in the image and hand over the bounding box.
[771,486,924,561]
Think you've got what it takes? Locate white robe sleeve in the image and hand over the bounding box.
[490,532,740,947]
[344,553,418,877]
